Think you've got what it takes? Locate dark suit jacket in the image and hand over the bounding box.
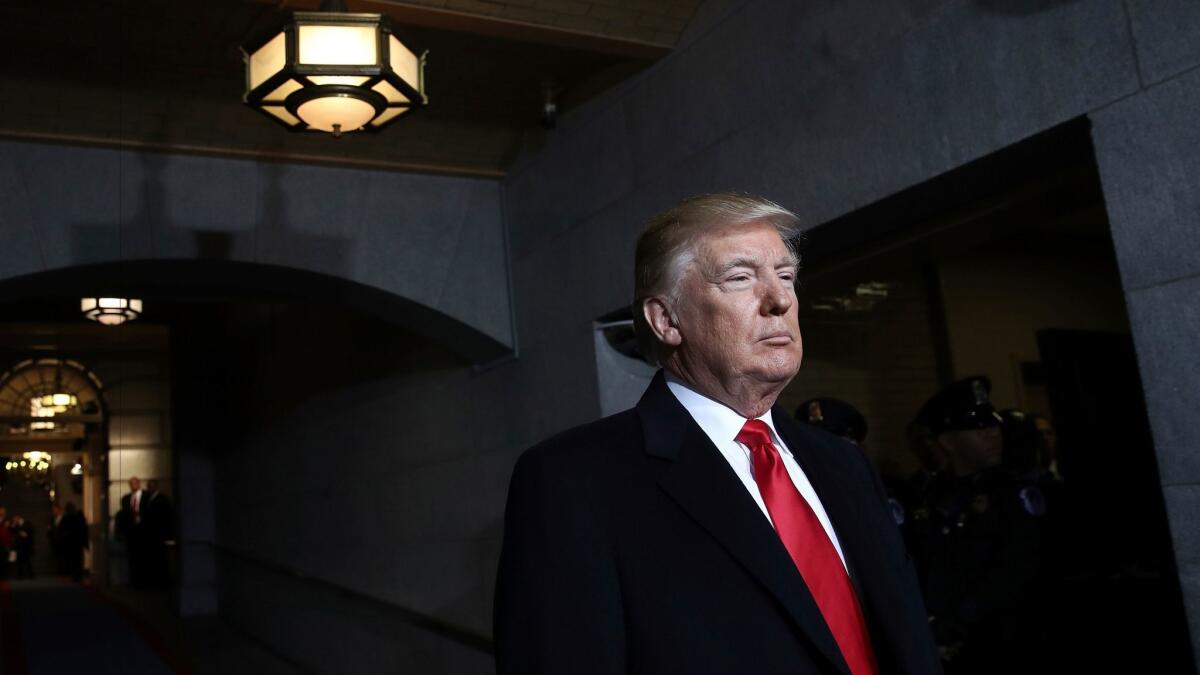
[495,372,941,674]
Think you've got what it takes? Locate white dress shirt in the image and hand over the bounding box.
[665,373,848,570]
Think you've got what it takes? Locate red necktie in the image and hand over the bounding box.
[736,420,878,675]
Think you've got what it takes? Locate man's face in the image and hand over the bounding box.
[1034,417,1057,453]
[673,220,803,389]
[941,425,1002,475]
[129,477,141,492]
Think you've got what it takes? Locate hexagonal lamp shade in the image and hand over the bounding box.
[81,298,142,326]
[241,7,427,136]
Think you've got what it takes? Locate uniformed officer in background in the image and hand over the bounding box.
[889,416,951,533]
[907,376,1044,674]
[796,397,918,529]
[794,396,868,445]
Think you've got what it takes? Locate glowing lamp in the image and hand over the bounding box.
[241,0,427,137]
[81,297,142,326]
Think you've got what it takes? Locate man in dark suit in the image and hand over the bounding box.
[117,476,147,587]
[53,502,89,582]
[142,479,175,588]
[0,506,12,580]
[495,193,941,674]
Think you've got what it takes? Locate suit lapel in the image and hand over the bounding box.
[637,373,852,675]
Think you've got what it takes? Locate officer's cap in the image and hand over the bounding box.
[914,376,1003,437]
[795,397,868,444]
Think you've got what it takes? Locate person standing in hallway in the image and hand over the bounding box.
[142,479,174,588]
[495,193,941,674]
[116,476,147,587]
[49,503,64,571]
[11,515,33,578]
[906,377,1043,674]
[59,502,88,582]
[0,505,11,580]
[1029,414,1061,483]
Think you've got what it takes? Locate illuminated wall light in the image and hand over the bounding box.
[81,297,143,326]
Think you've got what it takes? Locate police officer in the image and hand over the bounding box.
[794,397,868,445]
[890,416,951,532]
[797,397,916,528]
[907,376,1043,674]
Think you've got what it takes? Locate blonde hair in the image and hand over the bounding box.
[631,192,802,363]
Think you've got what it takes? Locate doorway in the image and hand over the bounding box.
[782,119,1194,672]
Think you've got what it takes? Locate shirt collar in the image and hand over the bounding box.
[663,370,788,452]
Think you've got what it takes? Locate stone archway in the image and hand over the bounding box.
[0,139,514,365]
[0,357,107,578]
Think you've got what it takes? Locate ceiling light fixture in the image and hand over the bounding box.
[81,297,143,326]
[241,0,427,137]
[40,393,77,413]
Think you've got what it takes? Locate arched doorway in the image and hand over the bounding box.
[0,358,106,580]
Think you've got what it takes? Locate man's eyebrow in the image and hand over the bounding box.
[712,257,759,275]
[709,256,796,276]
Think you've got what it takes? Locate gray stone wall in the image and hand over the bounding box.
[1091,9,1200,655]
[0,140,514,361]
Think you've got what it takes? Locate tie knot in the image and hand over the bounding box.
[735,419,774,447]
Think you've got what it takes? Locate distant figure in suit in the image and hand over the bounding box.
[49,503,64,570]
[11,515,33,579]
[54,502,89,582]
[116,476,148,587]
[495,193,941,674]
[142,479,174,588]
[0,506,11,580]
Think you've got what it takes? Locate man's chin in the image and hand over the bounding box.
[748,359,801,385]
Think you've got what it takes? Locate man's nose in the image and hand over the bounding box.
[760,276,794,315]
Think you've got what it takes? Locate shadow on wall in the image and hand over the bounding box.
[173,298,504,674]
[70,151,350,275]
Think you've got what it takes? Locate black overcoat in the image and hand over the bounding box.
[495,372,942,675]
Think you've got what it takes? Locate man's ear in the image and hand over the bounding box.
[643,297,682,347]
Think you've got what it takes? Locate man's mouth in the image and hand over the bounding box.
[759,332,793,345]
